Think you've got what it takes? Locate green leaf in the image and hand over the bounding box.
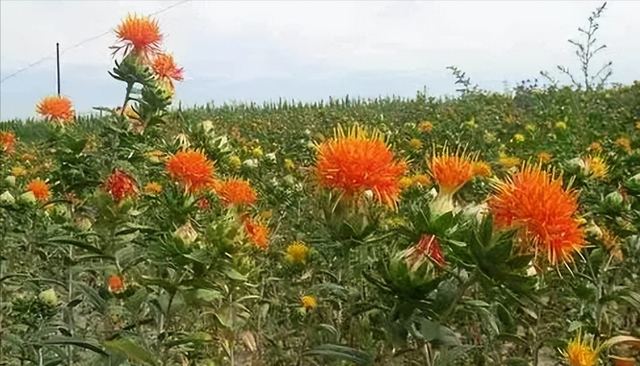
[46,237,103,254]
[418,319,461,346]
[103,339,158,366]
[75,281,107,313]
[303,344,373,366]
[195,289,223,302]
[568,321,584,332]
[222,267,248,281]
[42,337,107,356]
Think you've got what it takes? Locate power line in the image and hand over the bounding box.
[0,0,191,84]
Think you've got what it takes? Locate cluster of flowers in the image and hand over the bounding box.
[313,124,586,268]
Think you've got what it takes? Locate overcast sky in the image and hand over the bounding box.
[1,1,639,121]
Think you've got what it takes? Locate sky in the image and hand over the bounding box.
[1,0,639,121]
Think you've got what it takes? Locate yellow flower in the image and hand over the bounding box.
[537,152,553,164]
[252,146,264,158]
[145,150,165,163]
[584,155,608,179]
[418,121,433,133]
[556,121,567,130]
[11,166,27,177]
[385,216,406,228]
[229,155,241,170]
[561,332,600,366]
[284,158,295,170]
[399,176,413,189]
[472,161,492,177]
[144,182,163,195]
[464,117,476,129]
[499,154,521,169]
[513,134,525,143]
[588,142,603,153]
[525,124,536,132]
[260,210,273,220]
[301,295,317,310]
[409,138,423,149]
[286,241,309,264]
[615,137,631,154]
[411,174,432,187]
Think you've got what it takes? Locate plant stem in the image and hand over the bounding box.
[442,273,476,321]
[67,245,74,366]
[160,291,176,366]
[121,82,134,112]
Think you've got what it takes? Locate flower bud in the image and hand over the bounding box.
[604,191,624,212]
[174,221,198,245]
[75,217,93,231]
[4,175,16,186]
[19,191,37,204]
[625,172,640,193]
[243,159,258,169]
[201,120,215,134]
[605,191,623,206]
[265,152,276,163]
[38,288,58,307]
[0,191,15,205]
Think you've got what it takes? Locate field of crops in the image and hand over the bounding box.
[2,10,640,366]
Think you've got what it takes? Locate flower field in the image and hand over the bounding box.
[2,11,640,366]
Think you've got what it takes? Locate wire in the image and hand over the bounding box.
[0,0,191,84]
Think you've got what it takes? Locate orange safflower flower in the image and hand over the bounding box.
[107,275,124,294]
[418,121,434,133]
[196,197,210,210]
[216,178,257,207]
[36,96,74,123]
[27,179,50,202]
[103,169,138,202]
[166,150,216,193]
[584,155,608,179]
[1,131,17,155]
[152,53,184,87]
[488,164,585,266]
[301,295,317,310]
[413,234,446,267]
[22,153,36,162]
[113,13,163,60]
[314,125,407,208]
[472,161,492,177]
[561,332,600,366]
[144,182,163,195]
[242,215,269,250]
[429,148,475,195]
[614,137,631,154]
[588,142,603,153]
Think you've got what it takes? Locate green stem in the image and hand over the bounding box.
[160,291,176,366]
[441,273,477,321]
[67,245,74,366]
[121,82,134,112]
